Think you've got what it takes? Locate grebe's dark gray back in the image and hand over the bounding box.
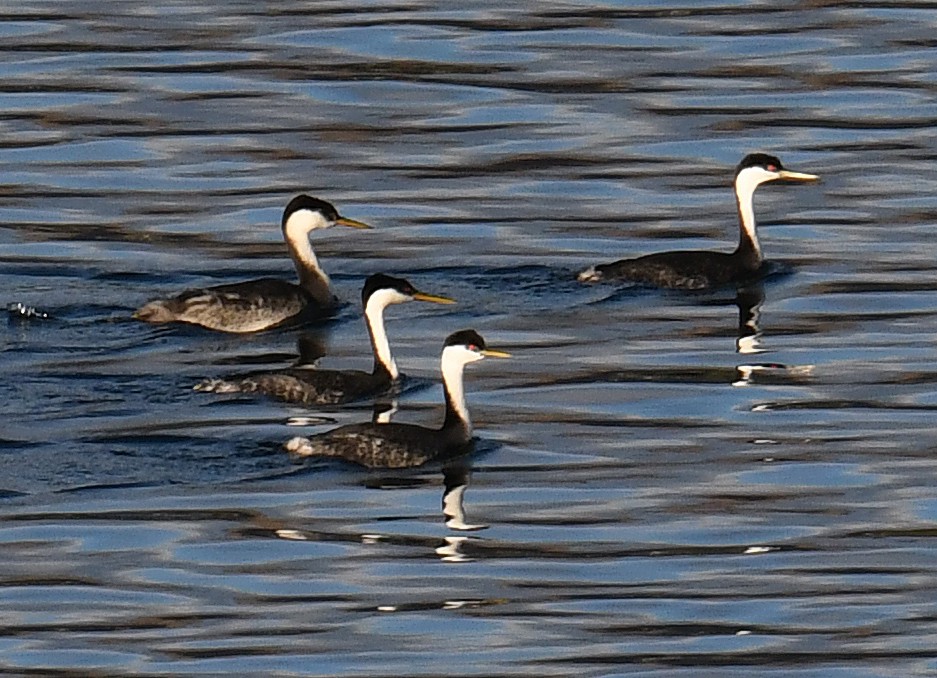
[133,195,371,332]
[195,273,455,405]
[285,329,510,468]
[578,153,818,290]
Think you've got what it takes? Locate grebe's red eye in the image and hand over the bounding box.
[468,344,479,351]
[767,164,777,172]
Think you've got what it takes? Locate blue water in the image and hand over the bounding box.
[3,2,937,675]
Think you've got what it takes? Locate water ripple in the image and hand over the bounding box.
[3,1,937,676]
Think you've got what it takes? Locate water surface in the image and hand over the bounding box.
[3,2,937,676]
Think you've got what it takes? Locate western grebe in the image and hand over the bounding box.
[195,274,455,405]
[134,194,371,332]
[285,329,509,468]
[577,153,818,289]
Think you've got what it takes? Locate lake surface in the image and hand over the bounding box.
[3,1,937,675]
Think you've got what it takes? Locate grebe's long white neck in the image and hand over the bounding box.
[441,345,475,433]
[364,288,409,379]
[734,165,773,262]
[283,208,333,305]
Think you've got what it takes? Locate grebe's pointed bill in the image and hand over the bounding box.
[411,291,457,305]
[777,169,819,182]
[480,348,511,358]
[446,329,509,359]
[335,215,373,229]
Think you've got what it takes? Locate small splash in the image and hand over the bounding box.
[285,436,313,455]
[7,302,49,320]
[577,265,602,282]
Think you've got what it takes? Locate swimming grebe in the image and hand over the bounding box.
[134,194,371,332]
[285,330,509,468]
[195,274,455,405]
[577,153,818,289]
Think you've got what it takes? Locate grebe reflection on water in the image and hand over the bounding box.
[273,462,486,563]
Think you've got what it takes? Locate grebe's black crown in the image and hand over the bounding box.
[736,153,784,175]
[282,194,340,228]
[362,273,416,305]
[445,329,486,351]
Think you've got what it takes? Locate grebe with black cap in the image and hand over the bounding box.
[196,274,455,405]
[134,195,371,332]
[285,329,509,468]
[577,153,818,289]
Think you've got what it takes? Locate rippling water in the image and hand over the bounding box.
[4,2,937,675]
